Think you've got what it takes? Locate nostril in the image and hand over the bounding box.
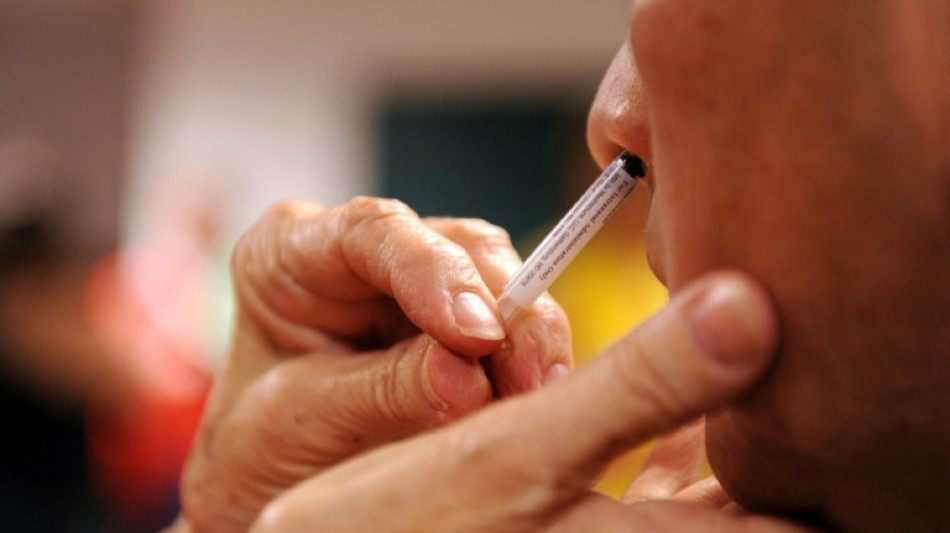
[586,40,652,171]
[619,152,646,178]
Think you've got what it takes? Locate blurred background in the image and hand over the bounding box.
[0,1,664,531]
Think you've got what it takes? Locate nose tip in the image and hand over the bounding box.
[587,39,652,170]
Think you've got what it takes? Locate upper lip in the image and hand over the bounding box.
[646,246,667,287]
[639,159,655,195]
[639,164,664,286]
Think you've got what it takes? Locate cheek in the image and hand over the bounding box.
[632,0,786,89]
[644,180,736,294]
[631,0,791,162]
[631,1,792,292]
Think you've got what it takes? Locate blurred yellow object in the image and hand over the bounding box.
[548,194,667,499]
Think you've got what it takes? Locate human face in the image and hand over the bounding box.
[588,0,950,528]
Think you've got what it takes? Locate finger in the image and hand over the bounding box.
[427,217,574,395]
[674,476,734,508]
[232,198,506,355]
[424,216,521,291]
[477,270,779,510]
[182,333,492,533]
[622,418,707,502]
[543,498,819,533]
[251,271,778,532]
[488,294,573,395]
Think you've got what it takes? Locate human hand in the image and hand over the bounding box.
[250,271,819,532]
[622,419,738,510]
[175,198,572,533]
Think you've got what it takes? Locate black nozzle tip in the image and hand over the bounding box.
[619,152,645,178]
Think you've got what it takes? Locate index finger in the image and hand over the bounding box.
[426,217,574,395]
[232,198,508,355]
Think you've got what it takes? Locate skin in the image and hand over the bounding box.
[588,0,950,530]
[170,0,950,531]
[249,273,788,533]
[174,198,575,532]
[169,195,814,533]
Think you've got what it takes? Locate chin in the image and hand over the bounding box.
[644,252,667,288]
[705,409,832,527]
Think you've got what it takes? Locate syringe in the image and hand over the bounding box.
[497,152,645,323]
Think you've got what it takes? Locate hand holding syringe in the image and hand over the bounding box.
[498,153,645,323]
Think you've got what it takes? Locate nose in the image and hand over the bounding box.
[586,39,652,170]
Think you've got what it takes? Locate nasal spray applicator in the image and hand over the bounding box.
[498,152,646,323]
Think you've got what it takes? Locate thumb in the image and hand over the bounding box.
[433,270,779,520]
[498,270,779,499]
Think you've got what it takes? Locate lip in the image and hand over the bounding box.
[646,247,667,288]
[635,156,655,196]
[639,166,666,287]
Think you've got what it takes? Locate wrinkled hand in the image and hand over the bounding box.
[623,419,739,509]
[250,271,819,532]
[176,198,572,533]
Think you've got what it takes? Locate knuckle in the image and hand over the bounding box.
[263,199,306,220]
[441,218,513,249]
[366,350,422,427]
[366,340,445,430]
[346,196,418,225]
[230,200,318,278]
[256,199,322,237]
[532,295,571,331]
[462,218,512,242]
[524,296,573,357]
[430,218,519,274]
[341,197,427,273]
[230,225,265,300]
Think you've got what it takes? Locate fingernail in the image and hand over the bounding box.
[421,339,451,412]
[453,292,506,341]
[423,338,492,414]
[689,279,774,366]
[543,363,571,386]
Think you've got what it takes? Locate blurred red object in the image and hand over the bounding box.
[83,252,211,528]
